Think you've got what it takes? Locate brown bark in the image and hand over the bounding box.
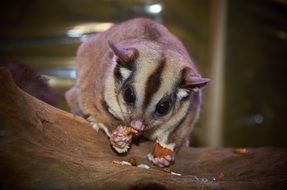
[0,68,286,190]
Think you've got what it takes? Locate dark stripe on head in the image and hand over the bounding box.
[144,24,161,40]
[114,55,137,86]
[143,56,166,109]
[179,67,190,86]
[114,63,123,81]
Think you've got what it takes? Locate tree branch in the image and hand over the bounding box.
[0,68,286,189]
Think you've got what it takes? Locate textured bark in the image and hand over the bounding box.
[0,68,286,190]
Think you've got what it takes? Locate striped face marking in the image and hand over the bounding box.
[103,41,209,133]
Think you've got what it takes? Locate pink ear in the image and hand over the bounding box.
[181,67,210,89]
[184,77,211,89]
[108,41,138,66]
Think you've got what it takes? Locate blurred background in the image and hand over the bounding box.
[0,0,286,147]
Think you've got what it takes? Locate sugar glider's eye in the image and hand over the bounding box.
[155,99,171,116]
[123,86,136,105]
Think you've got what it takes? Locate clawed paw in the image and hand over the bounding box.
[147,140,175,167]
[147,153,174,167]
[110,126,132,153]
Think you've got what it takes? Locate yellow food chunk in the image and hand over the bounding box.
[123,127,138,136]
[234,148,247,154]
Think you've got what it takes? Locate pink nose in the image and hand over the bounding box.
[130,120,144,131]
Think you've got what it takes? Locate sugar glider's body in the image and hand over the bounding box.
[66,18,209,167]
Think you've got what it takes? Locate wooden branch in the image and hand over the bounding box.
[0,68,286,189]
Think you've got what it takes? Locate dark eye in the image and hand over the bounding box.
[123,86,136,105]
[155,100,171,116]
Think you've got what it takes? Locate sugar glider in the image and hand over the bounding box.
[66,18,210,167]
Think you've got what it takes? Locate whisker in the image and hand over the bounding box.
[115,94,129,125]
[108,107,130,120]
[108,107,130,115]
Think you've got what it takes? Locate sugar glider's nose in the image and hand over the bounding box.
[130,119,144,131]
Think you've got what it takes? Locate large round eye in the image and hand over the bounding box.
[155,100,171,116]
[123,86,136,105]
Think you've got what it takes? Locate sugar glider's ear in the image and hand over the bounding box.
[177,67,210,99]
[108,41,139,82]
[108,41,138,69]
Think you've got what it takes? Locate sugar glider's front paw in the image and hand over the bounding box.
[110,126,132,153]
[147,140,175,167]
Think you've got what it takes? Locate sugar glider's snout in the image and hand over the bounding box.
[130,119,145,131]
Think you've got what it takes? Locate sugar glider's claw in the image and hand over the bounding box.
[147,153,174,167]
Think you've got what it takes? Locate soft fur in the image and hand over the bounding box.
[66,18,209,167]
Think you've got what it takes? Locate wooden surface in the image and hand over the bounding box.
[0,68,286,190]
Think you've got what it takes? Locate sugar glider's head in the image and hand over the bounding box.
[103,40,209,133]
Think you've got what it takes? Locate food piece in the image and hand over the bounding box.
[163,168,171,173]
[123,127,138,137]
[137,164,150,169]
[218,172,225,180]
[128,157,138,166]
[171,171,182,176]
[152,140,173,158]
[234,148,247,155]
[112,160,132,166]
